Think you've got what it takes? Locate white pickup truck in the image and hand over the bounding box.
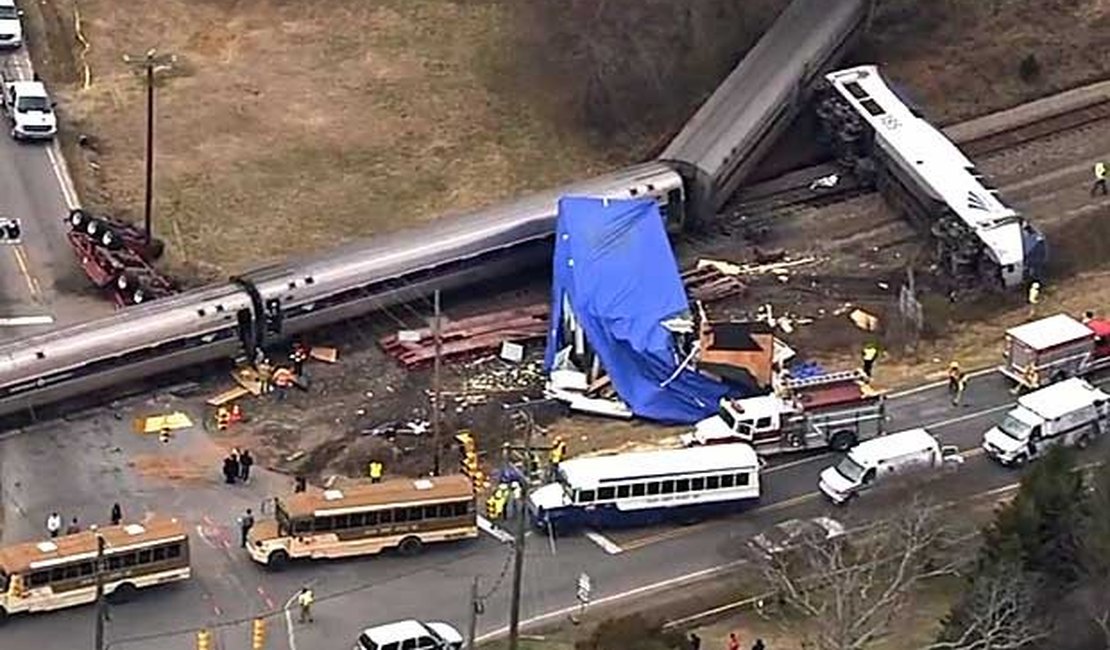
[1,76,57,141]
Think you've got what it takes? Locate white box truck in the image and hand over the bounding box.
[818,428,963,505]
[981,377,1110,467]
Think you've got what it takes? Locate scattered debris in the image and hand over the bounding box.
[310,346,339,363]
[379,304,549,368]
[681,265,748,303]
[206,385,250,406]
[849,308,880,331]
[808,173,840,190]
[133,412,193,434]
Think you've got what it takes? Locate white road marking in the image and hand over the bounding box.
[283,592,300,650]
[888,366,999,398]
[0,315,54,326]
[46,143,80,209]
[583,530,624,555]
[477,515,514,544]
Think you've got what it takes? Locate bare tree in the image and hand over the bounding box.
[758,498,969,650]
[929,566,1049,650]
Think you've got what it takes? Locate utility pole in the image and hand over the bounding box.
[505,406,535,650]
[466,576,480,650]
[432,289,443,476]
[93,532,106,650]
[122,48,175,246]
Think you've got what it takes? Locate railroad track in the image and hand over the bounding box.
[720,90,1110,219]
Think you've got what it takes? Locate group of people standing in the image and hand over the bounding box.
[222,448,254,485]
[45,502,124,538]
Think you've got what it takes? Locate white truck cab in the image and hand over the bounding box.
[0,0,23,49]
[982,377,1110,467]
[2,79,57,140]
[818,428,963,505]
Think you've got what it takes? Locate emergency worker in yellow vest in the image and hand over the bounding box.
[1093,161,1108,196]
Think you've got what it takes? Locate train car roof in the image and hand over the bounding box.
[279,475,473,517]
[559,444,759,489]
[0,515,187,575]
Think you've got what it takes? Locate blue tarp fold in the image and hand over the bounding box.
[543,197,729,423]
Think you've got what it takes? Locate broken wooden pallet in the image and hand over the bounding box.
[682,266,747,303]
[380,304,550,368]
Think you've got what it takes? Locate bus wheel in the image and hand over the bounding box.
[830,431,857,452]
[109,582,137,604]
[398,536,424,556]
[267,550,290,570]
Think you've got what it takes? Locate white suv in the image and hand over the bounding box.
[354,619,464,650]
[0,0,23,49]
[2,80,56,140]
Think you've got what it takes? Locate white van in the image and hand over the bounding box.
[982,377,1110,467]
[818,428,963,504]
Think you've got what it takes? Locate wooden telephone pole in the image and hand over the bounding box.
[122,48,175,246]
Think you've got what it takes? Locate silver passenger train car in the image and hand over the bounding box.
[0,163,683,418]
[659,0,871,222]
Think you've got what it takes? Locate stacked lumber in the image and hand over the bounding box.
[379,304,550,368]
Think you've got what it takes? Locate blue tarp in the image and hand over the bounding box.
[543,196,729,424]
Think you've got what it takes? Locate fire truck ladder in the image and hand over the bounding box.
[782,369,868,391]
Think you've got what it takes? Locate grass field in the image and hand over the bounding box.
[36,0,614,282]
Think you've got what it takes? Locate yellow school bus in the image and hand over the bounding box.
[248,475,477,569]
[0,515,191,620]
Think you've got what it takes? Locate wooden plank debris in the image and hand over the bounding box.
[206,385,250,406]
[380,304,550,368]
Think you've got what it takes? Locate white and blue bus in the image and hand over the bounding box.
[528,444,761,531]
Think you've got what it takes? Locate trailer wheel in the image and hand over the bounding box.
[830,431,857,452]
[131,288,146,304]
[99,229,121,250]
[68,208,89,230]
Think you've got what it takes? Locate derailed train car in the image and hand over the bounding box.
[817,65,1047,290]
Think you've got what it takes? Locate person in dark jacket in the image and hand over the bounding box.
[110,502,123,525]
[239,449,254,483]
[223,454,239,484]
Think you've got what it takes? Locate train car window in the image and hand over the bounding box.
[861,99,884,117]
[35,351,45,359]
[629,188,639,196]
[287,282,296,290]
[304,277,315,285]
[844,81,868,99]
[197,309,206,317]
[646,184,655,192]
[216,305,225,313]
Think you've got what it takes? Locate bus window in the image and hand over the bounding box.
[166,544,182,559]
[617,485,630,498]
[293,519,312,534]
[333,514,350,529]
[394,508,409,523]
[661,480,675,495]
[380,509,393,524]
[735,473,749,486]
[675,479,690,493]
[29,571,49,587]
[407,507,424,522]
[646,483,660,496]
[706,476,720,489]
[454,502,469,516]
[424,505,438,520]
[720,474,735,488]
[577,489,596,504]
[315,516,334,531]
[0,571,8,592]
[691,477,705,491]
[631,484,645,497]
[597,487,615,501]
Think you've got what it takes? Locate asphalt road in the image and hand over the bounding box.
[0,51,110,340]
[1,368,1104,650]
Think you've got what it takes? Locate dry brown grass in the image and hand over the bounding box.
[46,0,610,281]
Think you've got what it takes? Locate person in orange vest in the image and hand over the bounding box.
[215,406,231,431]
[229,403,244,425]
[273,367,295,401]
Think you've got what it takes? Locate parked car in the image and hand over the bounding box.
[749,516,845,559]
[0,76,57,140]
[0,0,24,49]
[354,619,464,650]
